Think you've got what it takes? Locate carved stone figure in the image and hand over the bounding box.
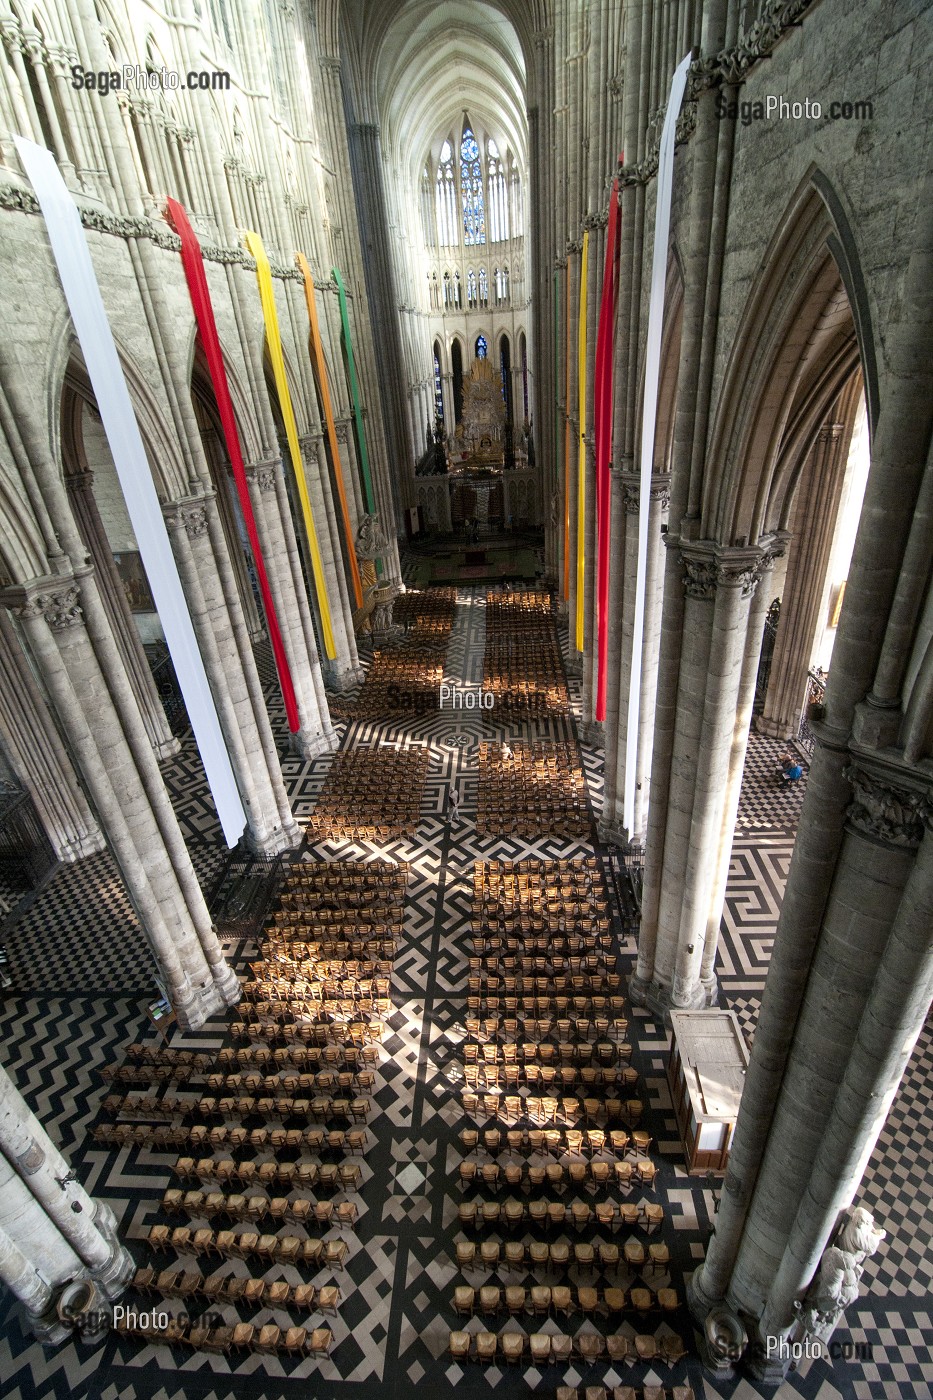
[837,1206,887,1264]
[355,512,388,560]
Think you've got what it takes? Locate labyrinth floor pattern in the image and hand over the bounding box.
[0,589,930,1400]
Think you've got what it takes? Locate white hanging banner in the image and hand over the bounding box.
[623,54,691,835]
[16,138,246,847]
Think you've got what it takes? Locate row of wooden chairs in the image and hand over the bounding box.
[259,952,394,980]
[172,1157,364,1187]
[469,955,615,978]
[468,973,624,996]
[560,1386,694,1400]
[94,1122,367,1152]
[462,1065,637,1092]
[146,1224,349,1269]
[331,647,445,719]
[459,1126,650,1157]
[465,1015,629,1043]
[457,1198,666,1241]
[451,1282,679,1317]
[458,1158,657,1192]
[454,1198,663,1234]
[106,1069,375,1096]
[471,935,612,957]
[261,947,395,977]
[448,1328,686,1365]
[240,982,392,1013]
[477,740,591,839]
[461,1093,642,1126]
[230,1018,385,1044]
[279,856,409,889]
[465,1040,632,1066]
[305,746,429,841]
[102,1093,371,1123]
[159,1189,359,1230]
[115,1316,332,1356]
[454,1237,664,1272]
[469,995,627,1018]
[266,930,399,957]
[133,1266,338,1313]
[220,1044,380,1071]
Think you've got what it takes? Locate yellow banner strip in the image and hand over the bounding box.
[244,232,336,659]
[576,230,589,652]
[296,253,363,609]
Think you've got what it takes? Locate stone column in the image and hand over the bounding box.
[757,791,933,1352]
[759,423,851,738]
[709,763,928,1376]
[298,433,362,690]
[635,542,766,1014]
[699,545,784,998]
[247,459,338,757]
[0,1062,133,1309]
[601,471,671,846]
[0,608,103,863]
[64,468,179,760]
[347,119,413,519]
[163,496,300,854]
[5,574,236,1029]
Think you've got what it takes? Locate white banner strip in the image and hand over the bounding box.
[16,138,246,847]
[624,53,692,835]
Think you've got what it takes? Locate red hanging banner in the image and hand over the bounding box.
[165,197,300,734]
[594,175,622,722]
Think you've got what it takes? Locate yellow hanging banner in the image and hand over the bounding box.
[244,231,336,659]
[296,252,363,609]
[575,230,589,652]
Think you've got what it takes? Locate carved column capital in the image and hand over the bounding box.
[680,542,772,599]
[844,762,932,850]
[244,459,281,493]
[6,579,84,631]
[163,498,210,538]
[619,470,672,514]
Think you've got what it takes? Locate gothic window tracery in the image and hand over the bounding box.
[460,123,485,246]
[435,140,456,248]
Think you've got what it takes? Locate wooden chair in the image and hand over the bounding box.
[308,1327,332,1357]
[453,1286,475,1317]
[475,1331,497,1362]
[449,1330,471,1361]
[529,1332,551,1364]
[501,1331,526,1364]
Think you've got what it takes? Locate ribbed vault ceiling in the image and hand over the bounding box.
[341,0,529,189]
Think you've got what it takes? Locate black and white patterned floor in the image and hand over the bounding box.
[0,588,929,1400]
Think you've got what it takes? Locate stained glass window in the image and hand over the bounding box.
[434,345,444,422]
[460,125,486,246]
[475,335,487,359]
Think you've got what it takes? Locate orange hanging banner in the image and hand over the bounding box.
[296,253,363,609]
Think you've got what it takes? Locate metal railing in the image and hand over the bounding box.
[754,597,781,715]
[206,846,287,938]
[797,668,827,757]
[0,781,57,891]
[144,643,190,737]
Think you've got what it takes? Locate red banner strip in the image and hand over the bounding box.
[165,198,300,734]
[594,176,622,722]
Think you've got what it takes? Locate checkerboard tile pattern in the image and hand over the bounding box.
[0,587,929,1400]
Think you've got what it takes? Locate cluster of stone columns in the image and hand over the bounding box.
[2,568,240,1028]
[0,1062,133,1342]
[688,164,933,1376]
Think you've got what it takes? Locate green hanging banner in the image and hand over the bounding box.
[332,267,376,517]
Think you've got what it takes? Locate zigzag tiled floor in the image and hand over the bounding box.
[0,587,930,1400]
